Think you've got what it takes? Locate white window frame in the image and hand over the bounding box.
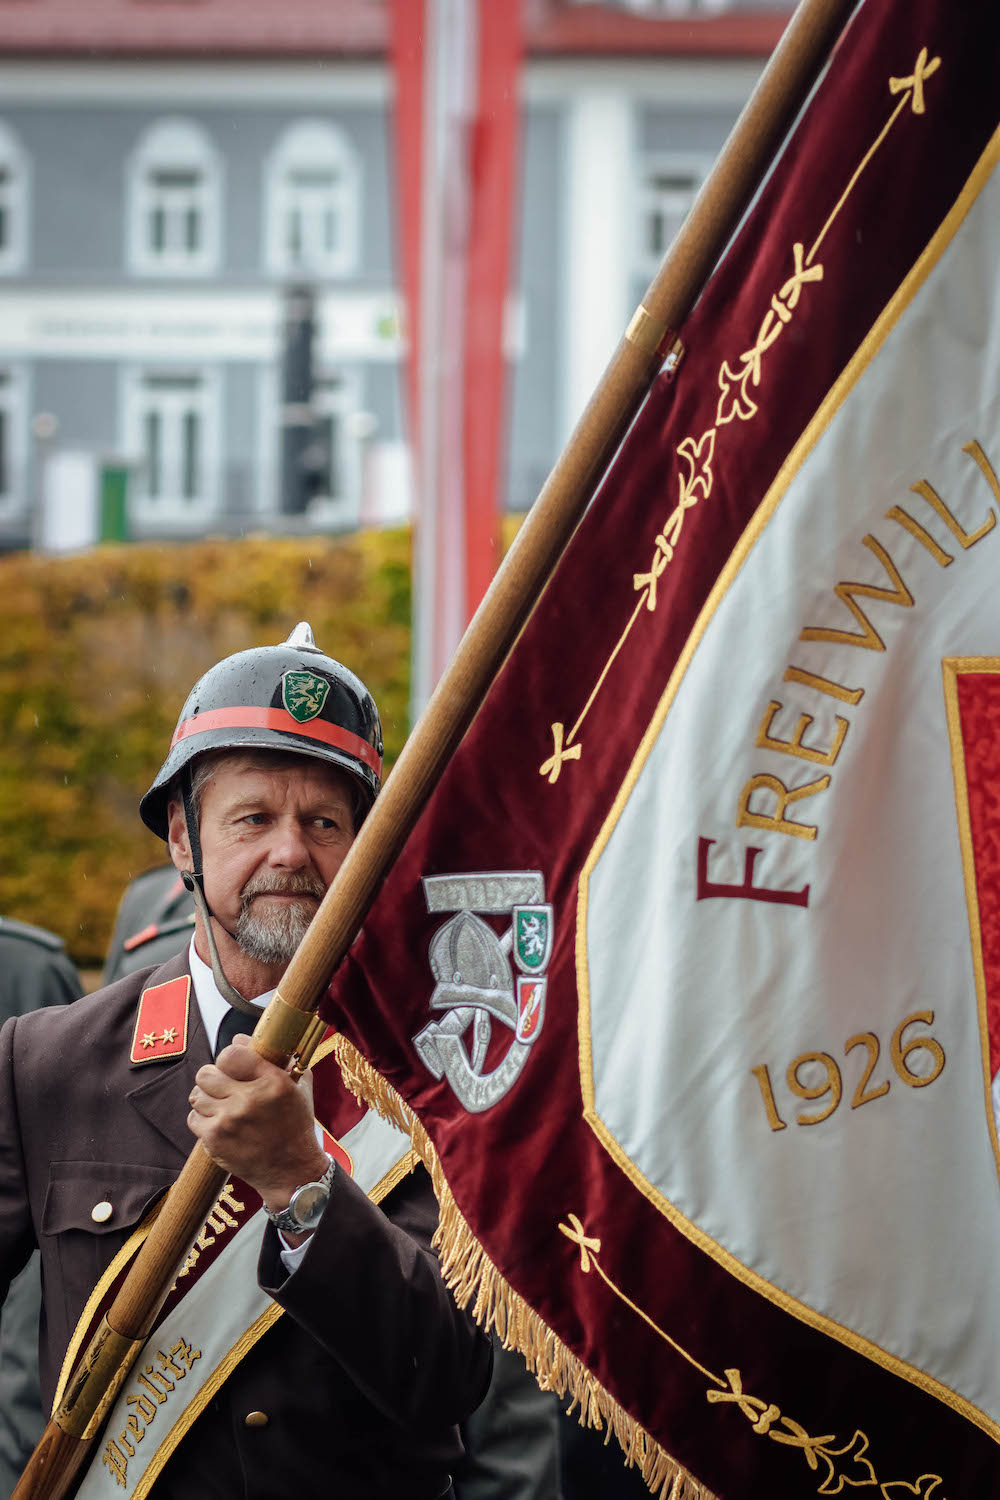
[263,120,360,279]
[0,122,29,275]
[0,364,27,512]
[127,118,221,277]
[310,370,364,513]
[635,153,712,278]
[121,364,221,525]
[255,363,363,522]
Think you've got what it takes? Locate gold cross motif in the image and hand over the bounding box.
[558,1213,602,1272]
[539,723,582,785]
[776,243,824,310]
[633,537,671,612]
[889,47,941,115]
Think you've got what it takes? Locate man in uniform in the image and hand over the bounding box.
[0,625,491,1499]
[102,866,194,986]
[0,918,82,1500]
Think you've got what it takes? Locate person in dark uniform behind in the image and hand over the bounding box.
[102,865,194,986]
[0,917,82,1500]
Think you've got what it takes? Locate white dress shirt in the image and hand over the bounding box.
[186,938,313,1270]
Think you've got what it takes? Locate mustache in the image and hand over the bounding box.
[240,870,326,903]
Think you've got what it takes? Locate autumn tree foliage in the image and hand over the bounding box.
[0,532,410,964]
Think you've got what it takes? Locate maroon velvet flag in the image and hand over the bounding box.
[323,2,1000,1494]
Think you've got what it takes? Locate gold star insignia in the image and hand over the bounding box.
[140,1032,157,1049]
[161,1027,177,1044]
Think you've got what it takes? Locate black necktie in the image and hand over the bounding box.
[215,1007,257,1058]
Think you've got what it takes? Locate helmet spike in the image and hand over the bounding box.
[285,621,320,653]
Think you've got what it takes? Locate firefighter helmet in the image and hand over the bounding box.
[140,623,383,839]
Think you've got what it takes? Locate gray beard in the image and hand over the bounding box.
[234,873,325,966]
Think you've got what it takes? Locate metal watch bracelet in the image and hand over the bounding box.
[265,1153,336,1235]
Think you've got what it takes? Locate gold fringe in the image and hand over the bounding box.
[331,1033,718,1500]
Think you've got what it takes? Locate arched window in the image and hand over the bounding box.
[265,121,359,278]
[127,119,221,276]
[0,122,29,274]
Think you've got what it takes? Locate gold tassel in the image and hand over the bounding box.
[330,1033,719,1500]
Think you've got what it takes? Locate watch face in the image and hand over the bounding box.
[290,1182,330,1230]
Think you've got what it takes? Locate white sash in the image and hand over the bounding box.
[75,1109,412,1498]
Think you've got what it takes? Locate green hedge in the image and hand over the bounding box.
[0,531,411,964]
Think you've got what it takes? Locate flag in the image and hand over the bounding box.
[389,0,521,715]
[327,2,1000,1494]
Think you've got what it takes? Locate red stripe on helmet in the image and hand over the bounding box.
[170,707,382,777]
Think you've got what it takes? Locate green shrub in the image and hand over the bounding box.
[0,531,411,964]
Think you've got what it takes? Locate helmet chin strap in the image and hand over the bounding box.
[181,773,264,1020]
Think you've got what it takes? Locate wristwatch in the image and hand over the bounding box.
[265,1154,336,1235]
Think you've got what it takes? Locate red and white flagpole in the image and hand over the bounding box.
[390,0,522,720]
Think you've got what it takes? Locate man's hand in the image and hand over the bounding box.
[188,1034,328,1239]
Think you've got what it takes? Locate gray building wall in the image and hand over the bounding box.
[0,56,766,550]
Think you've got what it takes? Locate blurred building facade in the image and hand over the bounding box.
[0,0,793,551]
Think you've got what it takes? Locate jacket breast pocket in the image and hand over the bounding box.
[39,1159,178,1379]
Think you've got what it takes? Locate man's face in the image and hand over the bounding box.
[174,753,356,967]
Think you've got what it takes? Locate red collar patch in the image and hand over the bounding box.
[130,976,191,1066]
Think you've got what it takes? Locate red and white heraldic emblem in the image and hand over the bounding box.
[516,977,546,1044]
[129,976,191,1065]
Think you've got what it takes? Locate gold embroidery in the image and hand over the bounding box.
[129,1073,412,1500]
[161,1027,177,1044]
[786,1051,842,1126]
[755,701,848,766]
[103,1439,128,1487]
[735,771,831,841]
[886,504,955,567]
[888,47,941,115]
[173,1180,247,1284]
[101,1337,201,1489]
[750,1065,787,1133]
[845,1033,890,1111]
[330,1034,717,1500]
[540,56,941,784]
[911,475,996,551]
[734,434,999,847]
[800,535,914,652]
[140,1032,156,1049]
[575,125,1000,1452]
[751,1014,945,1133]
[539,722,582,785]
[882,1476,945,1499]
[560,1211,943,1499]
[783,666,864,706]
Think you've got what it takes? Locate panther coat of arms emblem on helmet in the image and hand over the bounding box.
[281,670,331,724]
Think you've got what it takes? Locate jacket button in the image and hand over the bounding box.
[244,1411,269,1428]
[91,1201,113,1224]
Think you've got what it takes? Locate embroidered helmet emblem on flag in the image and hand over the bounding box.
[412,872,550,1112]
[321,9,1000,1495]
[281,670,331,724]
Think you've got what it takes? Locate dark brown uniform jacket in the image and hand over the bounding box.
[0,953,492,1499]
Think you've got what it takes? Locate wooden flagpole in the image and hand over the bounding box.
[14,2,859,1493]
